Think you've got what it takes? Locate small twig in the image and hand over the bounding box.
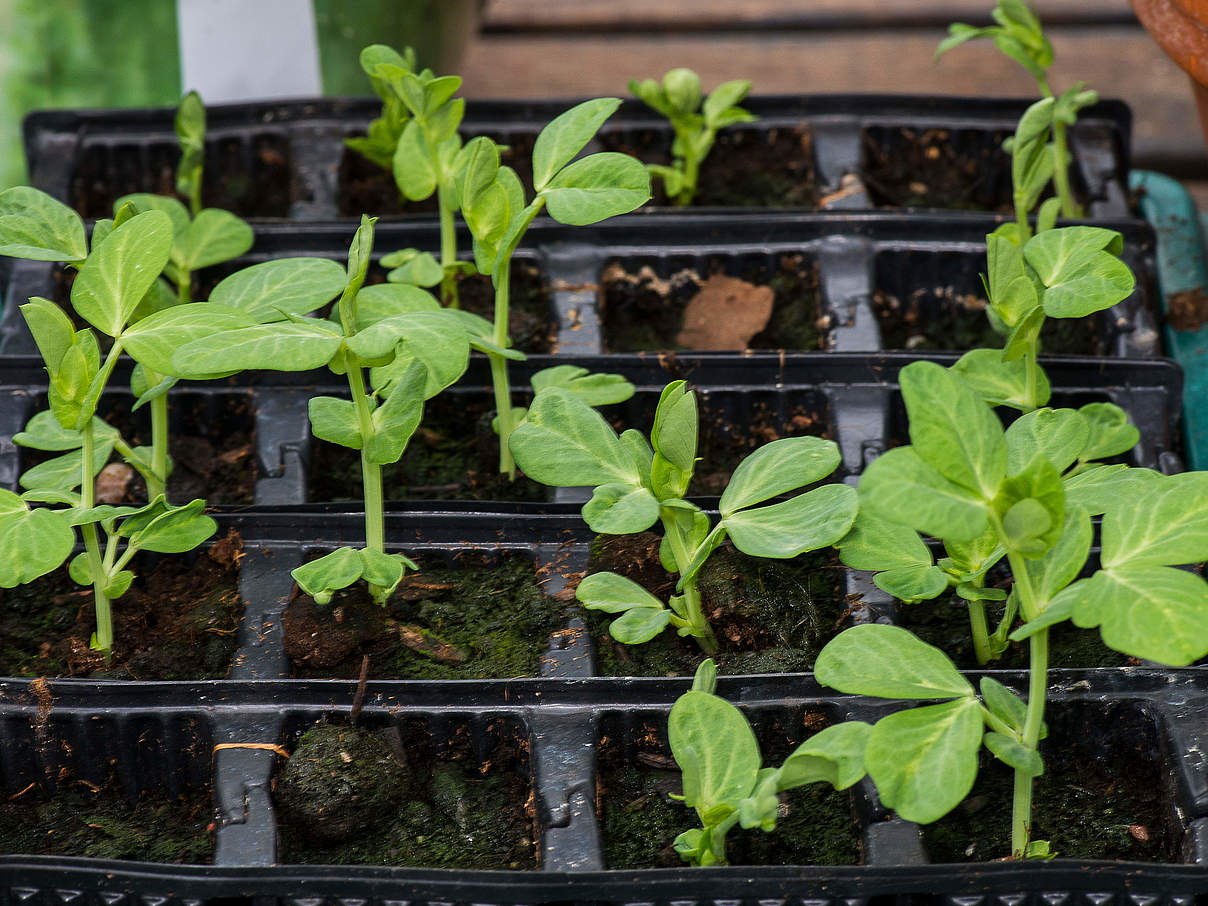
[350,654,370,725]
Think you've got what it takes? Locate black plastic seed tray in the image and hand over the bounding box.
[2,669,1208,903]
[21,94,1134,224]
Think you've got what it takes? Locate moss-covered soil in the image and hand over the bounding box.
[0,530,243,679]
[0,780,213,862]
[277,722,535,868]
[284,551,562,679]
[584,534,848,677]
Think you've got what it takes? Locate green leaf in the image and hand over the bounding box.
[1019,505,1092,614]
[576,570,665,613]
[69,550,93,585]
[950,348,1049,410]
[1005,408,1089,474]
[509,387,638,487]
[669,689,761,813]
[837,511,932,571]
[358,549,410,597]
[1077,402,1139,462]
[173,321,342,376]
[815,624,974,699]
[724,484,857,559]
[122,302,260,377]
[721,436,840,516]
[394,120,437,200]
[776,721,870,792]
[865,698,984,824]
[173,208,254,270]
[1069,567,1208,665]
[542,153,652,225]
[651,381,697,472]
[582,483,660,534]
[935,23,995,58]
[1062,464,1152,515]
[354,282,442,328]
[703,79,751,125]
[530,365,634,406]
[1100,472,1208,569]
[993,454,1064,557]
[0,186,87,262]
[293,547,364,606]
[1024,227,1135,318]
[130,363,176,410]
[20,434,114,490]
[979,677,1028,734]
[13,411,110,452]
[125,498,216,553]
[1002,306,1047,366]
[901,360,1005,496]
[876,565,950,602]
[20,297,76,371]
[532,97,621,192]
[857,447,989,542]
[114,193,190,238]
[365,358,427,464]
[385,250,446,287]
[0,494,75,587]
[609,606,673,643]
[211,258,346,321]
[72,210,174,337]
[103,569,135,599]
[309,396,363,449]
[984,732,1043,777]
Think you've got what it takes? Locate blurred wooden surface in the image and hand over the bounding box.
[460,0,1205,181]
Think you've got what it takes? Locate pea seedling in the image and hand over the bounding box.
[667,659,870,866]
[817,359,1208,858]
[936,0,1097,229]
[629,68,755,206]
[166,216,472,604]
[509,381,856,652]
[0,197,216,655]
[458,98,651,478]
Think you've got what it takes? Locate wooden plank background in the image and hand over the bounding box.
[459,0,1205,181]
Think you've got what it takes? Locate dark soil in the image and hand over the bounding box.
[598,124,819,208]
[70,133,292,219]
[583,533,848,677]
[873,288,1104,354]
[308,389,546,503]
[1166,287,1208,332]
[861,126,1014,211]
[283,551,563,679]
[0,530,244,679]
[600,254,826,352]
[0,780,213,861]
[277,722,535,868]
[337,129,538,217]
[895,591,1134,670]
[922,705,1176,862]
[452,261,553,353]
[597,721,860,868]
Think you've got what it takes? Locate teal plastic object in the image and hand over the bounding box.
[1131,170,1208,469]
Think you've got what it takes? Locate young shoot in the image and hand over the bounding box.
[817,359,1208,858]
[668,659,870,866]
[936,0,1097,227]
[0,201,216,655]
[164,216,472,605]
[349,44,474,308]
[629,68,755,206]
[459,98,651,478]
[509,381,856,653]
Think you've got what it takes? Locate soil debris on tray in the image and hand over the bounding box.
[0,530,244,679]
[0,779,213,862]
[582,533,846,676]
[284,552,562,679]
[277,722,535,868]
[1166,287,1208,332]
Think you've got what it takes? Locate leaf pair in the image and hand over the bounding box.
[293,547,418,606]
[935,0,1053,88]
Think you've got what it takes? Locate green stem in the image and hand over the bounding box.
[148,393,169,501]
[660,512,719,654]
[438,185,459,308]
[177,268,191,306]
[1051,121,1080,219]
[1023,343,1041,412]
[81,421,112,655]
[491,256,517,479]
[112,437,158,491]
[348,365,384,558]
[967,598,993,665]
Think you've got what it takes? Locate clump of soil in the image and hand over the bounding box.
[308,391,545,503]
[922,705,1176,862]
[861,127,1015,211]
[597,724,859,868]
[283,551,562,679]
[0,530,244,679]
[873,287,1103,354]
[598,124,818,208]
[278,722,535,868]
[1167,287,1208,333]
[600,254,825,352]
[0,780,213,862]
[895,591,1133,670]
[583,533,848,676]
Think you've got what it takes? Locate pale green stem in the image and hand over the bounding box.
[112,437,157,490]
[81,421,113,655]
[347,365,384,557]
[660,512,719,654]
[148,393,169,501]
[1023,344,1041,412]
[437,184,459,308]
[967,598,993,665]
[491,257,518,479]
[1051,122,1080,219]
[177,268,191,306]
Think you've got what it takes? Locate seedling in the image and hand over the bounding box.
[509,381,857,652]
[936,0,1097,227]
[348,45,474,307]
[0,197,216,655]
[817,359,1208,858]
[459,99,651,478]
[629,68,755,206]
[667,659,870,866]
[165,216,472,604]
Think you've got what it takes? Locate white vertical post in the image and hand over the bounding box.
[177,0,323,102]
